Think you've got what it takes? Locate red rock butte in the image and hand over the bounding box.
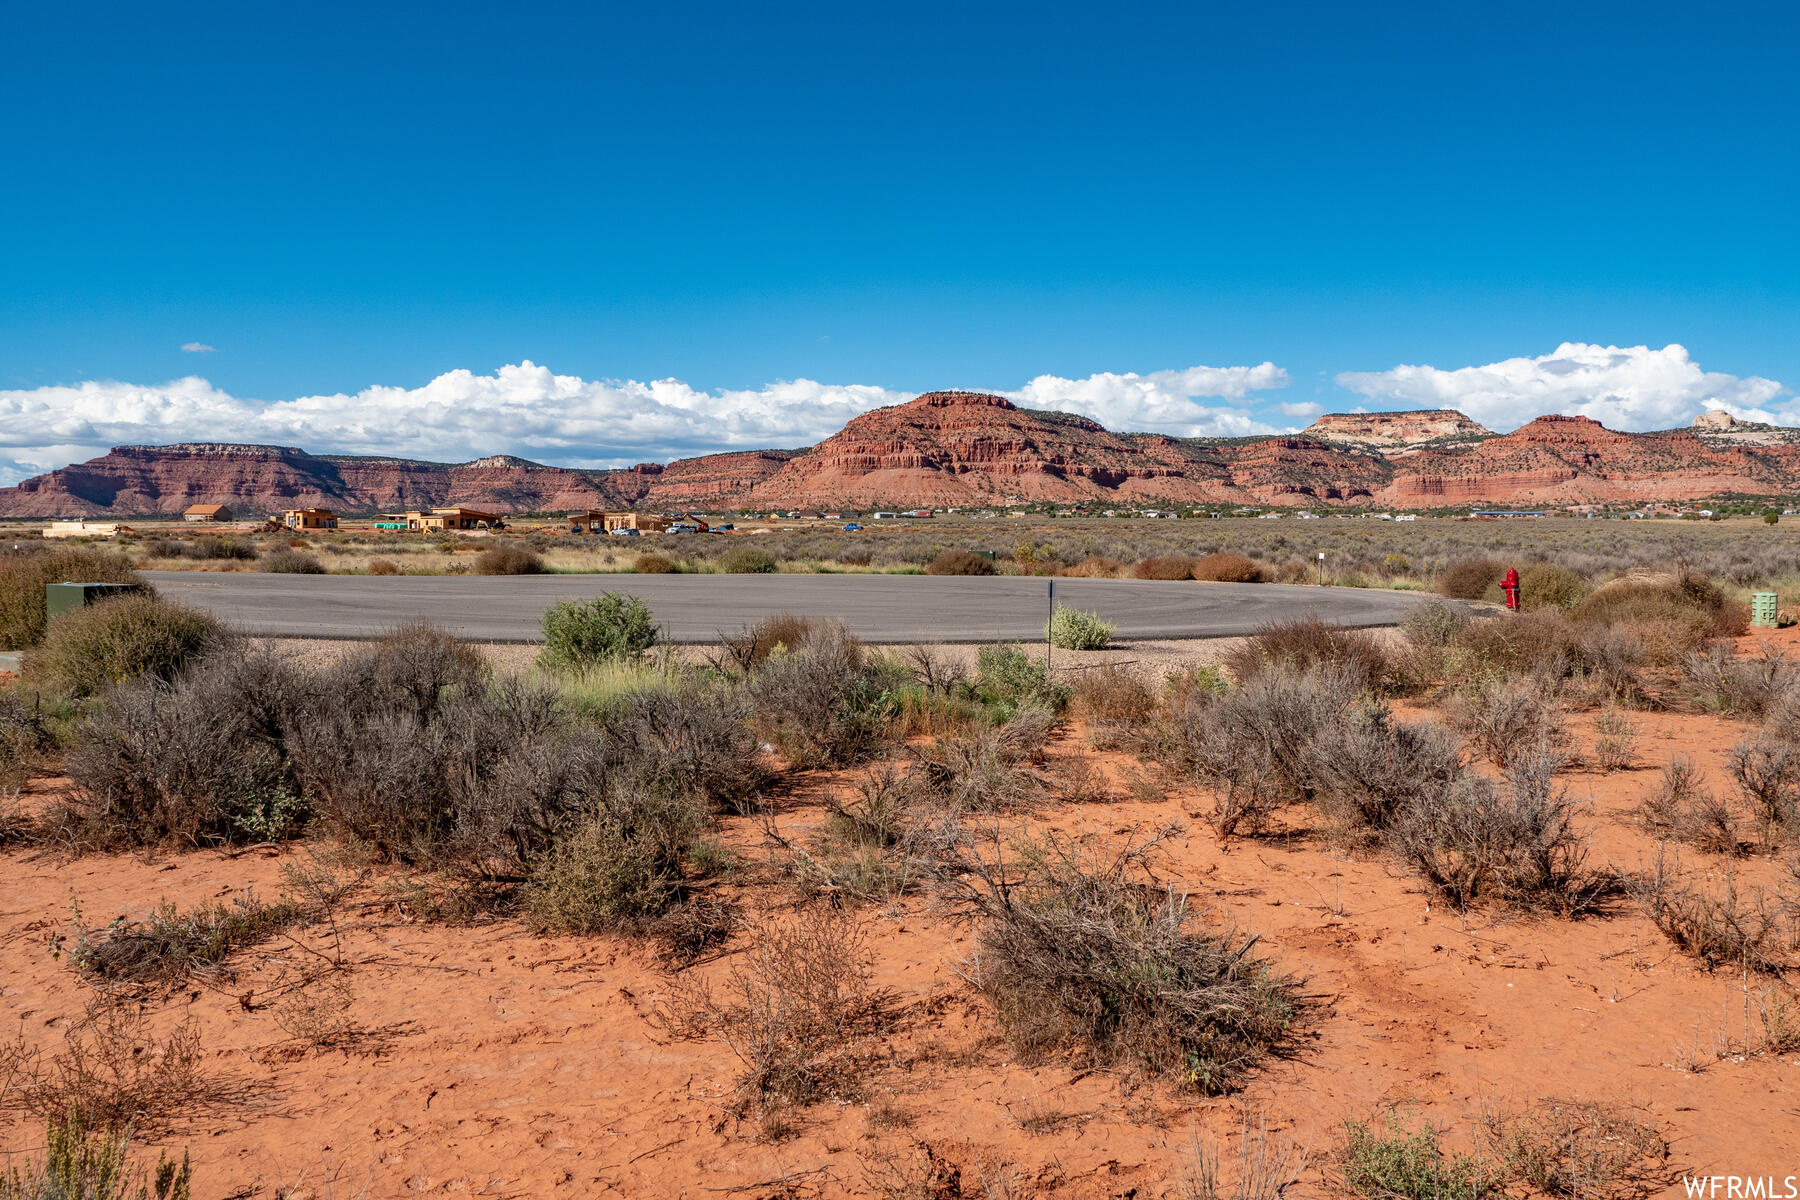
[3,398,1798,516]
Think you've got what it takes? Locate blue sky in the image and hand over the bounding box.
[3,1,1797,480]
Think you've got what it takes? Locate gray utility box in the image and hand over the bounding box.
[45,581,142,623]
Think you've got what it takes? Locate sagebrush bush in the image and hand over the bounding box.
[1449,609,1588,685]
[1575,572,1746,640]
[717,545,777,574]
[0,689,50,789]
[1633,853,1792,972]
[974,643,1070,713]
[1192,552,1266,583]
[541,593,658,669]
[750,623,897,767]
[925,549,995,576]
[1223,615,1390,690]
[257,548,325,574]
[1726,727,1800,836]
[1640,755,1739,853]
[0,548,144,649]
[634,553,677,574]
[524,799,700,933]
[717,612,822,672]
[1134,555,1198,581]
[966,837,1300,1095]
[1685,643,1796,717]
[1047,605,1114,650]
[0,1113,191,1200]
[1402,599,1468,648]
[1071,664,1156,724]
[24,596,226,700]
[366,557,400,576]
[1516,562,1590,611]
[1444,677,1568,767]
[474,542,545,575]
[1438,557,1505,600]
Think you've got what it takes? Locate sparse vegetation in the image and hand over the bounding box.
[1339,1110,1491,1200]
[257,548,325,574]
[0,547,144,650]
[1046,605,1113,650]
[24,595,227,700]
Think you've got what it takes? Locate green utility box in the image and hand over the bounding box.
[1751,591,1779,629]
[45,581,142,624]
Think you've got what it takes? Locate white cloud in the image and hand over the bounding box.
[1277,400,1325,420]
[180,342,215,354]
[1336,343,1786,432]
[1006,363,1289,436]
[0,360,1291,485]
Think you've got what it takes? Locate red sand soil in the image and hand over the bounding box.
[4,645,1800,1196]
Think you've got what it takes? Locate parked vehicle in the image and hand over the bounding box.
[609,528,641,537]
[842,523,863,531]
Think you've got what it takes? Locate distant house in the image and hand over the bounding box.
[282,508,338,531]
[568,510,671,534]
[184,503,232,522]
[402,507,504,532]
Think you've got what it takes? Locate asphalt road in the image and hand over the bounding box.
[144,571,1443,643]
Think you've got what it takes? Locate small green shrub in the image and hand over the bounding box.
[974,644,1070,712]
[541,593,658,669]
[257,548,325,574]
[1517,562,1590,612]
[1340,1109,1492,1200]
[0,1113,191,1200]
[24,596,227,699]
[0,548,144,650]
[925,550,995,576]
[1047,605,1114,650]
[716,545,778,574]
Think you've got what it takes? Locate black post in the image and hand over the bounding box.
[1046,579,1055,675]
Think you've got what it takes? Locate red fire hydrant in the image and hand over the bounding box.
[1501,567,1521,611]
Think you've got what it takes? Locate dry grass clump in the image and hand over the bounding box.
[1477,1098,1665,1199]
[0,689,50,792]
[1063,555,1123,578]
[71,891,304,986]
[1223,615,1389,690]
[1071,664,1157,724]
[1632,853,1794,973]
[1574,571,1747,641]
[1135,555,1198,580]
[366,557,400,575]
[0,1007,229,1136]
[1638,756,1740,854]
[925,549,995,576]
[1191,552,1266,583]
[1173,1113,1304,1200]
[962,834,1301,1095]
[634,552,677,573]
[1438,557,1505,600]
[1589,707,1639,770]
[912,708,1055,814]
[24,595,227,700]
[1685,642,1797,717]
[1391,751,1603,913]
[716,612,825,672]
[717,545,778,574]
[680,910,887,1119]
[473,541,545,574]
[0,547,143,650]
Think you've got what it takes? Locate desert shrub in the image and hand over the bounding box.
[1726,728,1800,836]
[366,558,400,576]
[524,794,706,934]
[1438,557,1505,600]
[1223,615,1389,690]
[1478,1099,1665,1200]
[973,644,1070,714]
[1449,609,1588,684]
[717,545,778,574]
[1516,562,1590,612]
[1589,707,1639,770]
[541,593,658,669]
[257,548,325,574]
[1391,750,1596,912]
[0,690,50,789]
[1173,1113,1302,1200]
[1135,555,1198,581]
[1402,599,1468,649]
[1684,642,1796,717]
[1071,664,1157,724]
[473,542,545,575]
[0,548,144,650]
[1305,710,1466,846]
[148,536,254,562]
[1047,605,1114,650]
[1339,1109,1492,1200]
[717,613,821,672]
[598,683,769,813]
[1191,553,1266,583]
[684,910,886,1112]
[910,710,1054,813]
[0,1112,191,1200]
[64,650,313,848]
[1443,677,1568,767]
[24,596,227,700]
[964,836,1301,1095]
[1639,755,1739,853]
[925,549,994,576]
[1633,854,1793,973]
[330,621,486,719]
[1,1007,222,1136]
[1064,555,1123,578]
[1574,572,1746,640]
[634,553,677,574]
[750,623,896,767]
[72,891,303,985]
